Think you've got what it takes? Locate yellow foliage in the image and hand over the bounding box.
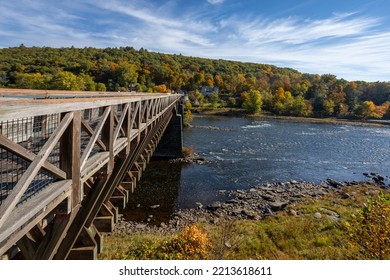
[154,84,171,93]
[161,225,212,260]
[346,192,390,259]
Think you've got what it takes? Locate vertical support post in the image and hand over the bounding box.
[41,115,48,135]
[124,103,131,155]
[136,101,141,145]
[60,111,81,208]
[102,106,114,174]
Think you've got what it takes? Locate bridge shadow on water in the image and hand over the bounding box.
[122,160,182,225]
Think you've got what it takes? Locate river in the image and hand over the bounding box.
[123,115,390,223]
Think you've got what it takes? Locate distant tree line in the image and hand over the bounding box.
[0,45,389,119]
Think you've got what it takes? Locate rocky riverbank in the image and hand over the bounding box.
[113,174,389,235]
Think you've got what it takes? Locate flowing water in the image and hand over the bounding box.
[123,115,390,223]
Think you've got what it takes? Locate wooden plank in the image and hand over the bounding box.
[62,111,81,209]
[93,216,114,233]
[0,180,72,256]
[140,100,148,123]
[16,235,38,259]
[130,101,140,130]
[67,227,97,260]
[0,93,181,122]
[101,106,114,174]
[146,99,155,120]
[80,107,111,171]
[113,103,129,142]
[124,103,132,155]
[28,225,45,244]
[113,113,127,141]
[89,225,103,253]
[0,112,73,230]
[81,119,106,150]
[80,152,109,181]
[0,134,66,179]
[114,138,127,156]
[33,206,79,260]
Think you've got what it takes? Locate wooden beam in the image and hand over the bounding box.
[0,134,66,180]
[101,106,114,174]
[0,92,182,122]
[113,104,129,141]
[67,227,97,260]
[80,107,110,171]
[54,179,107,260]
[0,180,72,256]
[33,206,79,260]
[81,119,106,150]
[0,112,73,230]
[16,235,38,259]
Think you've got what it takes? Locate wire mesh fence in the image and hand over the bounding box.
[0,114,60,206]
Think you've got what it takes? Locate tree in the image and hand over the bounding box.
[290,95,311,116]
[51,71,83,90]
[214,74,223,88]
[361,101,380,119]
[274,87,286,104]
[323,99,335,116]
[114,61,138,89]
[183,100,193,126]
[154,84,170,93]
[209,92,220,109]
[242,90,263,114]
[193,89,204,105]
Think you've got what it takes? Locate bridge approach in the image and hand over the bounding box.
[0,89,183,259]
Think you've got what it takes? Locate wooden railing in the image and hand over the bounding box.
[0,90,182,258]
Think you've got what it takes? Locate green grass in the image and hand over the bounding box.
[98,184,389,260]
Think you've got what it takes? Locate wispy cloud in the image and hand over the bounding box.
[207,0,225,5]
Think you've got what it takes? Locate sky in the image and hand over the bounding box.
[1,0,390,82]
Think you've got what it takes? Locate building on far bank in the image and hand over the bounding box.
[199,86,219,97]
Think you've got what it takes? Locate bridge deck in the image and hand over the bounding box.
[0,89,182,259]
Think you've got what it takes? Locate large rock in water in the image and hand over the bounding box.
[207,201,222,211]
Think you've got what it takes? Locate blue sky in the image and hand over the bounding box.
[1,0,390,82]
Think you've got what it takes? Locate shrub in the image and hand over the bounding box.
[182,145,195,158]
[159,225,212,260]
[346,192,390,259]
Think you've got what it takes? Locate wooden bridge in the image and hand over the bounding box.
[0,89,183,260]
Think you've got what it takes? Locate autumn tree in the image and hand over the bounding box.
[154,84,170,93]
[183,100,193,126]
[361,101,379,119]
[242,90,263,114]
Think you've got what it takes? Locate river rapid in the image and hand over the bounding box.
[123,115,390,223]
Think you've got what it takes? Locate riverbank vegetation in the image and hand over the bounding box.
[1,45,390,120]
[99,184,390,260]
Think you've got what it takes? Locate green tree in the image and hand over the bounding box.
[323,99,335,116]
[51,71,83,90]
[291,95,311,116]
[243,90,263,114]
[115,62,138,89]
[183,100,193,126]
[209,92,220,109]
[193,89,204,105]
[14,72,49,89]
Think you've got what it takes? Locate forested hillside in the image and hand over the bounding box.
[1,45,389,119]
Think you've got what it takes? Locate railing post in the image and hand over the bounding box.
[102,106,114,174]
[60,111,81,208]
